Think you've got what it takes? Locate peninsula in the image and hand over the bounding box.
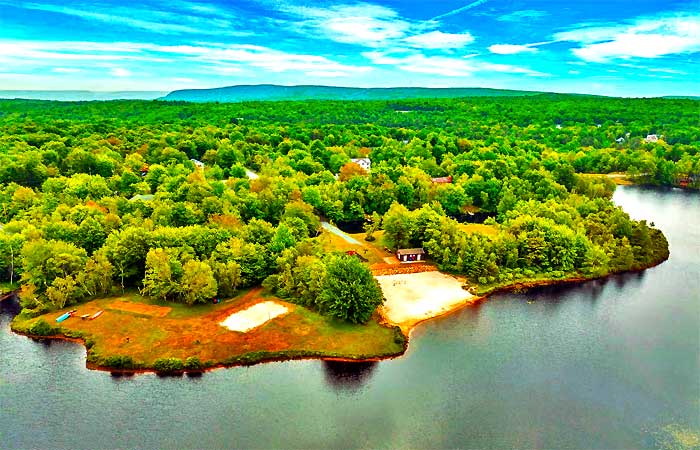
[2,93,687,373]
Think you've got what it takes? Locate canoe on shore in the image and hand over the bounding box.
[90,310,103,320]
[56,312,71,323]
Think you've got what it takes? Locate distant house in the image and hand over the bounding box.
[396,248,425,263]
[129,194,154,202]
[616,137,625,143]
[431,176,453,184]
[351,158,371,172]
[190,158,205,168]
[555,124,562,129]
[645,134,659,143]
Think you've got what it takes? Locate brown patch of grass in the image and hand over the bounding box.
[108,300,171,317]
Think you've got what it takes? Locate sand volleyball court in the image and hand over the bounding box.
[220,301,290,332]
[375,271,476,330]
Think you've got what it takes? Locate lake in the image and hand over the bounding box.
[1,185,698,449]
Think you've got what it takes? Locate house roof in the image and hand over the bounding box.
[396,248,425,255]
[129,194,154,202]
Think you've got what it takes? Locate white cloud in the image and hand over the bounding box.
[305,70,353,77]
[13,2,250,36]
[275,2,477,51]
[404,31,474,49]
[568,70,580,74]
[110,67,131,77]
[279,3,409,47]
[431,0,490,21]
[0,40,372,76]
[364,51,475,76]
[363,51,547,77]
[488,44,538,54]
[52,67,82,73]
[479,62,549,77]
[497,10,548,22]
[649,67,686,74]
[555,14,700,62]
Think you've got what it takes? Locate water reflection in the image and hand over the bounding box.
[517,269,648,306]
[321,360,377,392]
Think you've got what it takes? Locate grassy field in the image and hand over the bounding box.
[319,229,385,264]
[12,288,405,371]
[457,223,500,236]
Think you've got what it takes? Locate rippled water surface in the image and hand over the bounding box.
[1,186,698,449]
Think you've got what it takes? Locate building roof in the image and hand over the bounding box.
[431,176,453,183]
[129,194,154,202]
[396,248,425,255]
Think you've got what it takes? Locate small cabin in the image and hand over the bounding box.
[431,176,453,184]
[190,158,205,168]
[615,137,625,143]
[645,134,659,143]
[351,158,371,172]
[396,248,425,263]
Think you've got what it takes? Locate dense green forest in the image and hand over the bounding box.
[0,95,692,320]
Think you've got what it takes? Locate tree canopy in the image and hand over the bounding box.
[0,95,682,319]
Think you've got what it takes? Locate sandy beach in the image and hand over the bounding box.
[375,271,477,331]
[220,301,290,332]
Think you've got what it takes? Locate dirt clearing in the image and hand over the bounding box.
[220,301,290,332]
[108,300,171,318]
[375,271,477,331]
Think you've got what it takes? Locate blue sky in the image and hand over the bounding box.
[0,0,698,96]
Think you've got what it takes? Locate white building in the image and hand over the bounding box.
[645,134,659,143]
[190,158,205,168]
[351,158,371,172]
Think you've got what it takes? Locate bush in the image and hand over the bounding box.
[28,319,58,336]
[154,357,184,373]
[184,356,203,371]
[393,326,406,346]
[103,355,135,369]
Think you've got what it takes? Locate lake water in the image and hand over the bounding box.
[1,186,698,449]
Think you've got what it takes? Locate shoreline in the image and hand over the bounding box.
[9,256,667,375]
[13,328,409,376]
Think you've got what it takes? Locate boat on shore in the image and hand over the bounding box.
[56,310,77,323]
[90,310,103,320]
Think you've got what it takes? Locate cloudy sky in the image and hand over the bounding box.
[0,0,698,96]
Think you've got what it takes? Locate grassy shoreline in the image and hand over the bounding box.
[9,248,669,375]
[10,289,407,374]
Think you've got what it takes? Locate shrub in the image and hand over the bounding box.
[393,326,406,346]
[154,357,184,373]
[28,319,58,336]
[184,356,203,371]
[103,355,135,369]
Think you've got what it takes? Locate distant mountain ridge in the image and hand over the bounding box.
[162,84,545,102]
[0,90,166,101]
